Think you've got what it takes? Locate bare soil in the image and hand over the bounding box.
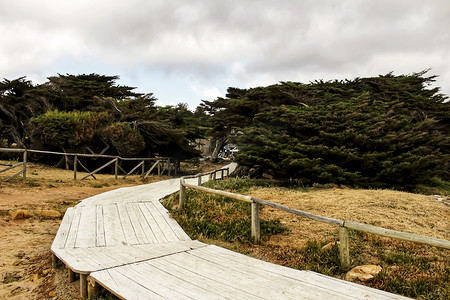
[0,160,448,299]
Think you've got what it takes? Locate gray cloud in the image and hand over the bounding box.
[1,0,449,104]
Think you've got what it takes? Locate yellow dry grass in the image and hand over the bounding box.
[250,186,449,248]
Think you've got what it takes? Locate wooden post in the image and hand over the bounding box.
[68,268,76,282]
[74,155,78,180]
[141,160,145,178]
[168,158,171,176]
[80,274,88,298]
[158,161,161,176]
[22,150,27,182]
[88,276,100,299]
[209,173,212,180]
[198,175,202,186]
[52,254,58,268]
[226,168,229,178]
[213,171,216,180]
[179,181,186,210]
[339,227,350,269]
[221,169,224,180]
[251,202,261,243]
[114,158,118,180]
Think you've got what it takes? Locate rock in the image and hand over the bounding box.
[345,265,382,282]
[10,209,33,220]
[48,291,56,297]
[321,241,340,251]
[31,274,40,284]
[34,210,61,219]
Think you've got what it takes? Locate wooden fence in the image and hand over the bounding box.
[0,148,177,182]
[179,172,450,269]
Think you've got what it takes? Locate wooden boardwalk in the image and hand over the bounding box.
[51,164,410,299]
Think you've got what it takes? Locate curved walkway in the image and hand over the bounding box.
[51,164,410,299]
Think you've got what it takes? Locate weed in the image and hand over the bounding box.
[26,181,40,187]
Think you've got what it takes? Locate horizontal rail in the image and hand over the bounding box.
[345,221,450,250]
[0,147,169,161]
[252,197,344,227]
[182,181,253,203]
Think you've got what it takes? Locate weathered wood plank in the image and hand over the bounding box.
[137,203,168,243]
[103,204,126,246]
[75,206,97,248]
[150,202,191,241]
[64,207,82,249]
[141,202,178,242]
[131,203,158,244]
[52,207,75,250]
[116,203,139,245]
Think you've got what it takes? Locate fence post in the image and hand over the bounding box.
[114,158,118,180]
[22,150,27,182]
[339,227,350,269]
[158,161,161,176]
[209,172,212,180]
[213,170,216,180]
[141,160,145,178]
[168,158,171,176]
[221,169,224,179]
[226,167,229,178]
[251,202,261,243]
[74,155,78,180]
[198,175,202,186]
[179,181,186,210]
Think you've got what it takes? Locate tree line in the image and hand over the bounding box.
[1,72,448,190]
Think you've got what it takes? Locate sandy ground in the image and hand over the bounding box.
[0,160,448,299]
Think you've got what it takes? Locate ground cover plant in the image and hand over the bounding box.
[163,177,449,299]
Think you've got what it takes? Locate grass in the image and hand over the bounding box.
[162,177,449,299]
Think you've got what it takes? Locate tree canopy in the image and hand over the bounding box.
[205,72,449,189]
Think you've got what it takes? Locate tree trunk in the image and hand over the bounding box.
[210,137,227,163]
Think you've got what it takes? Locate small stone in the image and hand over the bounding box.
[49,291,56,297]
[42,269,52,275]
[10,209,33,220]
[345,265,382,282]
[31,274,40,284]
[33,210,61,219]
[321,241,340,251]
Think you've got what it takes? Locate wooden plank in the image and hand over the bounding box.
[150,202,191,241]
[64,207,82,249]
[182,181,254,203]
[344,221,450,249]
[137,203,167,243]
[75,206,97,248]
[103,204,127,246]
[96,205,106,247]
[141,202,178,242]
[148,258,261,299]
[143,160,160,178]
[122,161,144,179]
[126,260,227,299]
[111,262,195,300]
[51,208,75,250]
[80,158,117,180]
[116,203,140,245]
[126,203,151,244]
[91,269,165,300]
[130,203,158,244]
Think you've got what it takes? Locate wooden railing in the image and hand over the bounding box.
[0,148,177,182]
[179,172,450,269]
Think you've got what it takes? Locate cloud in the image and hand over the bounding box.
[1,0,449,104]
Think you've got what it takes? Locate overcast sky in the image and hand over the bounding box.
[1,0,449,108]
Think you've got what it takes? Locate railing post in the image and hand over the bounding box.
[251,201,261,243]
[158,161,161,176]
[73,155,78,180]
[141,159,145,178]
[198,175,202,186]
[168,158,171,176]
[22,150,27,182]
[179,180,186,210]
[226,167,229,178]
[213,170,216,180]
[221,169,224,179]
[339,227,350,269]
[209,172,212,180]
[114,158,119,180]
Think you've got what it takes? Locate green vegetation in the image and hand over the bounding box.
[162,178,287,243]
